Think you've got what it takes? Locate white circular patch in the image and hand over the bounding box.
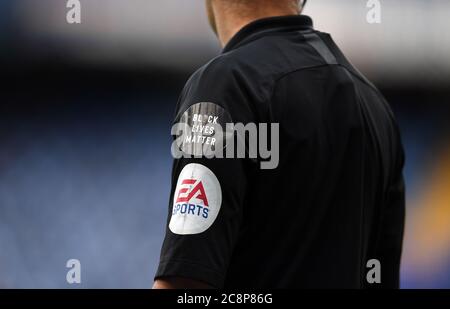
[169,163,222,235]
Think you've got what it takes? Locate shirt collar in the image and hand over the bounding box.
[222,15,314,53]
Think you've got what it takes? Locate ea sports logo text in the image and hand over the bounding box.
[173,179,210,219]
[175,179,209,206]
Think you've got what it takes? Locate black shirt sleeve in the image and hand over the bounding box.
[154,61,256,288]
[375,134,406,289]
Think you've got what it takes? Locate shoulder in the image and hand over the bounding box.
[177,32,326,121]
[187,31,328,93]
[177,51,269,123]
[185,33,302,99]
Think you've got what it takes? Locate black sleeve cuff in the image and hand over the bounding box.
[155,259,226,288]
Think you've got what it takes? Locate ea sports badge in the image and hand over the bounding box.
[169,163,222,235]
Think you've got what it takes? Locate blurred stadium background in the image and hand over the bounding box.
[0,0,449,288]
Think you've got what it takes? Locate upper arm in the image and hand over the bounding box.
[153,277,213,289]
[154,63,256,288]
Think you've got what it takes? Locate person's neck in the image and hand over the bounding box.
[214,6,299,47]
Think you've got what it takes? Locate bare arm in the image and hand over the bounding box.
[153,277,213,289]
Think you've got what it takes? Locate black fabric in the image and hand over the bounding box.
[155,15,405,288]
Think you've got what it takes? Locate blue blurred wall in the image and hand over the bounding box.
[1,84,449,288]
